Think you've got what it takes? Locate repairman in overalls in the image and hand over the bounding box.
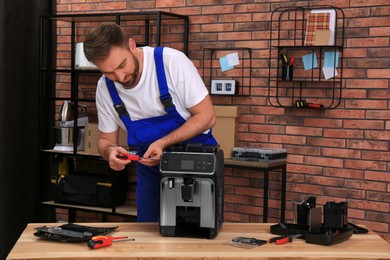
[83,24,217,222]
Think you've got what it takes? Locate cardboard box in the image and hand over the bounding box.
[84,123,127,155]
[213,106,238,158]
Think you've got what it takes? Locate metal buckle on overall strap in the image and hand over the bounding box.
[160,94,175,112]
[114,101,128,118]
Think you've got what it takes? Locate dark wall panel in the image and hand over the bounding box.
[0,1,52,258]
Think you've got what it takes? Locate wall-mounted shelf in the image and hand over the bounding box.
[202,47,252,96]
[267,6,345,109]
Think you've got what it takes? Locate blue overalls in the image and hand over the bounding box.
[105,47,217,222]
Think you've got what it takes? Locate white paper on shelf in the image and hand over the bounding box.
[322,67,338,80]
[227,52,240,66]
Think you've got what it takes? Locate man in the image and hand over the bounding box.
[83,24,217,222]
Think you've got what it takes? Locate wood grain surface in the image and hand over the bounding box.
[7,222,390,259]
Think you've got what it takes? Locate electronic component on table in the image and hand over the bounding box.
[232,237,267,246]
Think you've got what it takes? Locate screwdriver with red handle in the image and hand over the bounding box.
[87,236,135,249]
[116,153,142,161]
[116,153,160,161]
[268,234,302,245]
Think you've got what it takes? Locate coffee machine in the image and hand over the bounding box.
[159,144,224,239]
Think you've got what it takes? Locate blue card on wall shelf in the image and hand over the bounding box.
[220,56,234,72]
[219,52,240,72]
[302,53,318,70]
[324,51,339,67]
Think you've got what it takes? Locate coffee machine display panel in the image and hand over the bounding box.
[160,152,216,175]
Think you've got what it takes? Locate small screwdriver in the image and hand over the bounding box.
[116,153,142,161]
[268,234,302,245]
[116,153,160,161]
[87,235,135,249]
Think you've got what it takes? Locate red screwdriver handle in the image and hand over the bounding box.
[116,153,140,161]
[275,236,291,245]
[87,236,113,249]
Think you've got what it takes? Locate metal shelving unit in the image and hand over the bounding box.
[267,6,345,109]
[38,12,189,222]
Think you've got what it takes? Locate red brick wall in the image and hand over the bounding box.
[55,0,390,238]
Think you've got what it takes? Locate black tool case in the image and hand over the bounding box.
[232,147,287,162]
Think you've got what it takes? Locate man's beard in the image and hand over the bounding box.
[120,51,140,88]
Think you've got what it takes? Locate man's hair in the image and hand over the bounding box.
[83,23,129,63]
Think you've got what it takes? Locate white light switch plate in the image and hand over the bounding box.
[211,80,236,95]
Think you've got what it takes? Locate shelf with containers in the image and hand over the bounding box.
[267,5,345,109]
[38,12,189,222]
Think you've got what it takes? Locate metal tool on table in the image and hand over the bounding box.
[87,235,135,249]
[232,237,267,246]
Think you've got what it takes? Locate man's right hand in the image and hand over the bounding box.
[98,130,131,171]
[107,146,132,171]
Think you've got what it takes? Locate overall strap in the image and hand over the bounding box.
[105,47,178,127]
[154,47,176,114]
[105,76,133,128]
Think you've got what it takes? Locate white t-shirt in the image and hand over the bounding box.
[96,46,209,133]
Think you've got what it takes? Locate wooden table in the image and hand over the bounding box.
[7,222,390,259]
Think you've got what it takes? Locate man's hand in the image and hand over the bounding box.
[107,146,132,171]
[98,130,131,171]
[139,139,164,167]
